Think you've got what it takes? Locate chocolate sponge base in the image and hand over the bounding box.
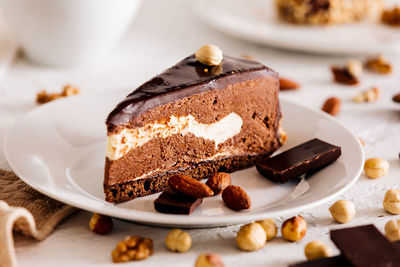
[104,153,271,203]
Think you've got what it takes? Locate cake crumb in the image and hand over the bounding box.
[36,84,80,104]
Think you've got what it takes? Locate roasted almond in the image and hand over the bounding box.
[393,93,400,103]
[279,77,300,91]
[206,172,231,195]
[168,175,214,198]
[222,185,251,211]
[322,97,341,116]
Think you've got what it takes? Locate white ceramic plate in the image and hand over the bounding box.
[195,0,400,55]
[4,89,364,227]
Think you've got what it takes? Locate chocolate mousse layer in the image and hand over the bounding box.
[104,54,282,203]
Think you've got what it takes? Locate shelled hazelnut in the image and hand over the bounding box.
[195,45,223,66]
[385,219,400,241]
[256,219,278,241]
[281,215,307,242]
[364,158,389,179]
[329,200,356,224]
[353,87,380,103]
[236,223,267,251]
[195,254,224,267]
[383,189,400,215]
[165,229,192,253]
[89,213,113,235]
[304,241,332,260]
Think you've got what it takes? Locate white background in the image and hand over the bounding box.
[0,0,400,266]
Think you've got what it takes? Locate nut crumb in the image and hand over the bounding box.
[36,84,80,104]
[111,236,153,263]
[381,7,400,26]
[331,66,359,85]
[365,55,392,74]
[353,87,380,103]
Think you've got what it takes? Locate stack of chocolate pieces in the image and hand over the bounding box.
[290,224,400,267]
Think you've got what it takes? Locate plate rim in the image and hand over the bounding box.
[3,92,364,228]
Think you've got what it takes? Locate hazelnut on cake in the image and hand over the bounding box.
[276,0,384,25]
[104,45,283,203]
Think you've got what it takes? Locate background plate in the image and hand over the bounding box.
[195,0,400,55]
[4,90,364,227]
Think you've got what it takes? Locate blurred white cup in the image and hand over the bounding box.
[0,0,141,66]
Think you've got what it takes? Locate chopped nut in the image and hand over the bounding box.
[256,219,277,241]
[358,137,365,147]
[322,97,341,116]
[346,60,363,77]
[331,66,359,85]
[364,158,389,179]
[304,241,332,260]
[383,189,400,215]
[165,229,192,253]
[385,219,400,241]
[195,254,224,267]
[222,185,251,211]
[195,45,223,66]
[353,87,380,103]
[112,236,153,263]
[393,93,400,103]
[279,77,300,91]
[281,215,307,242]
[365,55,392,74]
[205,172,231,195]
[381,7,400,26]
[329,200,356,223]
[36,84,80,104]
[278,125,288,145]
[89,213,113,235]
[236,222,267,251]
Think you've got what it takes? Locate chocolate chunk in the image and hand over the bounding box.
[289,255,350,267]
[256,138,341,183]
[154,188,202,215]
[330,225,400,267]
[289,236,400,267]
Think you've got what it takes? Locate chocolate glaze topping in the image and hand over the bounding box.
[106,54,277,130]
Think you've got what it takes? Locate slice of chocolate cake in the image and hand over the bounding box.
[104,45,284,203]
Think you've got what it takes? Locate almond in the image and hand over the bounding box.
[168,175,214,198]
[206,172,231,195]
[222,185,251,211]
[393,93,400,103]
[279,77,300,91]
[322,97,341,116]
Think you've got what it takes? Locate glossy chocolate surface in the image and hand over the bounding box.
[106,54,277,129]
[256,138,341,183]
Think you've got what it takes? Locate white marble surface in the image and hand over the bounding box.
[1,0,400,266]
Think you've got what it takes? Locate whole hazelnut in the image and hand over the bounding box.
[385,219,400,241]
[195,45,223,66]
[165,229,192,253]
[329,200,356,224]
[195,254,224,267]
[89,213,113,235]
[281,215,307,242]
[256,219,278,241]
[236,223,267,251]
[304,241,332,260]
[364,158,389,179]
[383,189,400,215]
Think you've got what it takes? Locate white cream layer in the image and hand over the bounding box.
[106,112,243,160]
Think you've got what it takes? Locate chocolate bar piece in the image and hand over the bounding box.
[256,138,341,183]
[289,255,350,267]
[289,233,400,267]
[330,225,400,267]
[154,188,202,215]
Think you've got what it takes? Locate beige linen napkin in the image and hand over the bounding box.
[0,169,78,267]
